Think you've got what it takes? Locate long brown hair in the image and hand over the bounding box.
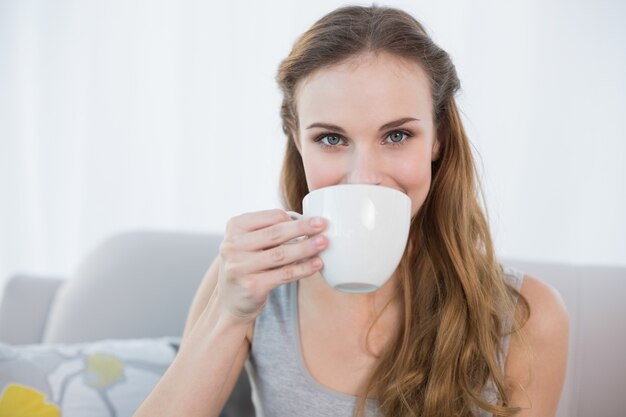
[277,5,529,417]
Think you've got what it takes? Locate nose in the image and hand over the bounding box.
[345,148,383,185]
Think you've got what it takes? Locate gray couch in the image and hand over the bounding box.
[1,230,625,416]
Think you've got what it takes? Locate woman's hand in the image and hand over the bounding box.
[135,210,321,417]
[215,209,327,323]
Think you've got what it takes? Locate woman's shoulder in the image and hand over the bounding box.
[504,273,569,415]
[519,274,569,335]
[500,267,567,325]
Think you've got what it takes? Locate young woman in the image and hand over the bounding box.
[135,5,568,417]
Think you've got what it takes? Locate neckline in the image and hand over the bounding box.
[291,280,379,407]
[286,269,524,412]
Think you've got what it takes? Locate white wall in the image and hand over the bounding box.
[1,0,625,296]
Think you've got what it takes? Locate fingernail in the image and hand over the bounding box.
[310,217,323,228]
[313,236,325,247]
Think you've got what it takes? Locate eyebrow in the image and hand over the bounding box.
[306,117,421,133]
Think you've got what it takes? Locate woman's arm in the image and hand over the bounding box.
[133,209,328,417]
[504,275,570,417]
[133,256,252,417]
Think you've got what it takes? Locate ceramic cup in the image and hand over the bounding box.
[287,184,411,293]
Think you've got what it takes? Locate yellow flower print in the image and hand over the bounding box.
[0,384,60,417]
[84,353,125,388]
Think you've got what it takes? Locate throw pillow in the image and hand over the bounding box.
[0,337,179,417]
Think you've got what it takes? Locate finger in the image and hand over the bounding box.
[246,232,327,272]
[255,256,324,291]
[236,216,327,251]
[227,209,292,233]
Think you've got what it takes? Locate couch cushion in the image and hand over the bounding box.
[43,231,221,344]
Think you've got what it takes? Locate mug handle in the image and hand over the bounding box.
[286,210,302,220]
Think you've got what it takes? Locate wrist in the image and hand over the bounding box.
[202,302,253,340]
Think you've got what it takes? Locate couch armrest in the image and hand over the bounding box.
[0,274,64,344]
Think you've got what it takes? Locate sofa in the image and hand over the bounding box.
[0,230,624,416]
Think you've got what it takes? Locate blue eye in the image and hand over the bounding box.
[385,131,410,145]
[316,134,345,148]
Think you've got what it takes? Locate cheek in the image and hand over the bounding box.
[395,158,433,216]
[301,153,342,191]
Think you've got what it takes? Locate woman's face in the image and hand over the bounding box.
[293,52,440,217]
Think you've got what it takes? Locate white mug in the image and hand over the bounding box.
[288,184,411,293]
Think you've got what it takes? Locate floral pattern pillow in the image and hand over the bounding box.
[0,337,179,417]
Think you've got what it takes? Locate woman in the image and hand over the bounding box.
[135,5,568,417]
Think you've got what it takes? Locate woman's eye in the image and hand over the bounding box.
[319,135,344,146]
[386,131,409,144]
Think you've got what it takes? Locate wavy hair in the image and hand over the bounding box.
[276,5,529,417]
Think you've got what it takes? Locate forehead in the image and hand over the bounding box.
[296,52,433,127]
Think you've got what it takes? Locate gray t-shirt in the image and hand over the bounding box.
[247,267,525,417]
